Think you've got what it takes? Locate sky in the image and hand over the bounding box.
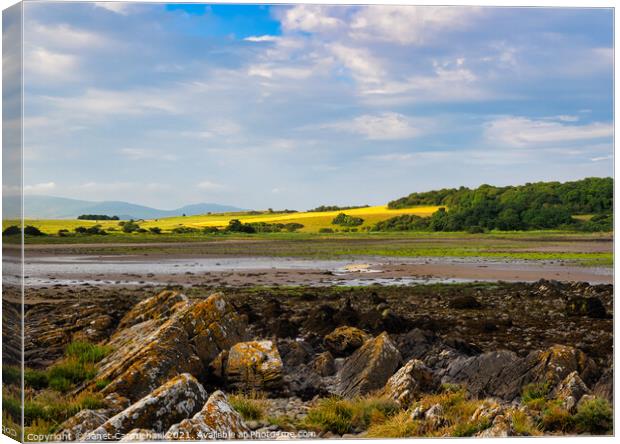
[18,3,614,210]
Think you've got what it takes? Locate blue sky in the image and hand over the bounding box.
[20,3,613,210]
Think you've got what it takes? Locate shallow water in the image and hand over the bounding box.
[22,254,612,287]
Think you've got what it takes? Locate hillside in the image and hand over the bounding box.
[10,195,245,219]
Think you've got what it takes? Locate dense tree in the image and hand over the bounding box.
[379,178,613,232]
[332,213,364,227]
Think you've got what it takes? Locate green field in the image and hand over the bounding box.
[4,205,441,235]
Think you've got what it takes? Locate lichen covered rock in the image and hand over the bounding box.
[337,332,402,398]
[324,326,371,357]
[214,340,284,392]
[443,344,597,401]
[87,374,208,440]
[383,358,436,407]
[58,409,111,441]
[90,292,247,401]
[165,391,250,440]
[117,290,188,330]
[312,351,336,377]
[552,371,591,412]
[476,414,514,437]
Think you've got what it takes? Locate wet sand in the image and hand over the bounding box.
[21,254,613,287]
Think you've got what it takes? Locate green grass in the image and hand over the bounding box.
[574,398,613,435]
[65,341,111,364]
[47,342,110,392]
[229,393,266,421]
[12,229,612,267]
[303,396,400,435]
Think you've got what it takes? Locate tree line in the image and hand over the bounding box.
[380,177,612,232]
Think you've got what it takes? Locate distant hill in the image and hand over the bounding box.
[6,195,245,219]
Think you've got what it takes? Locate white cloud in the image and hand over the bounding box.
[28,22,110,49]
[45,88,179,117]
[544,115,579,122]
[94,2,132,15]
[361,58,492,104]
[25,47,78,81]
[327,112,422,140]
[349,6,481,45]
[279,5,344,33]
[24,182,57,195]
[329,44,384,85]
[591,155,613,162]
[120,148,177,161]
[484,116,613,147]
[197,181,225,191]
[244,35,279,43]
[247,63,313,80]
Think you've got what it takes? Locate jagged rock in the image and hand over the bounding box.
[394,328,437,361]
[476,414,514,437]
[592,367,613,402]
[119,429,163,441]
[56,393,131,441]
[565,296,609,319]
[324,326,370,357]
[382,358,436,407]
[278,339,314,368]
[470,400,503,424]
[443,350,523,399]
[117,290,188,329]
[337,332,402,398]
[57,410,110,441]
[443,345,597,401]
[103,393,131,413]
[217,340,284,392]
[90,292,247,401]
[448,295,482,309]
[528,344,598,387]
[285,364,328,400]
[165,391,250,440]
[424,404,447,430]
[312,351,336,377]
[87,374,208,440]
[552,371,591,412]
[410,405,427,420]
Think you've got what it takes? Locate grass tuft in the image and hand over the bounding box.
[574,398,613,435]
[229,392,266,421]
[303,396,400,435]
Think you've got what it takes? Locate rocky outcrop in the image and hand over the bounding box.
[58,410,111,441]
[552,371,591,412]
[476,414,514,437]
[57,394,130,441]
[337,332,402,398]
[165,391,250,440]
[448,295,482,309]
[324,326,371,357]
[117,290,188,329]
[90,292,247,401]
[443,344,597,401]
[87,374,208,440]
[565,296,609,319]
[592,366,613,402]
[211,340,283,392]
[312,351,336,377]
[382,358,436,407]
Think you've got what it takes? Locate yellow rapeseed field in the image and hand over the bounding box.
[5,205,442,234]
